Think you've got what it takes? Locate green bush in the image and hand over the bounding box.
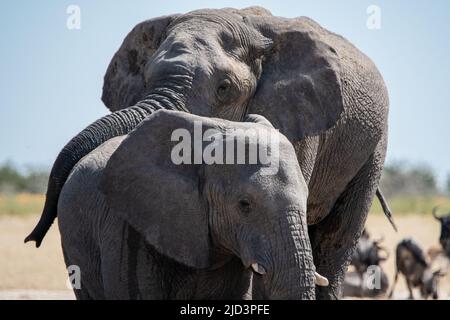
[0,162,49,194]
[380,161,438,198]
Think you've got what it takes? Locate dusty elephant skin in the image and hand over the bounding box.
[26,6,389,299]
[57,110,317,299]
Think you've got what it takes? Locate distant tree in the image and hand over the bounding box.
[380,161,438,198]
[0,161,26,193]
[446,173,450,196]
[409,165,437,194]
[0,162,49,194]
[23,166,49,194]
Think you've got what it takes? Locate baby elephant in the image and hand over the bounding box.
[54,110,327,299]
[389,238,446,299]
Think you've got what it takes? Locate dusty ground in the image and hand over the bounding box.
[362,214,450,299]
[0,213,448,300]
[0,215,75,299]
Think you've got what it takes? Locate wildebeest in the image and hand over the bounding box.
[343,230,389,297]
[389,238,446,299]
[432,207,450,258]
[350,230,389,276]
[343,268,389,298]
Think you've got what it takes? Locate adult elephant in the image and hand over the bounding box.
[26,7,389,299]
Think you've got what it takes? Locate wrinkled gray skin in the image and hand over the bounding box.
[27,7,389,299]
[58,110,315,299]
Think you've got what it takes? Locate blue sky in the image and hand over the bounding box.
[1,1,450,185]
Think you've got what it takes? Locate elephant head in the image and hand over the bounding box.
[26,7,343,251]
[99,109,324,299]
[102,7,343,138]
[102,9,272,121]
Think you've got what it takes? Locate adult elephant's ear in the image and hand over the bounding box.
[99,109,210,269]
[244,15,344,142]
[102,15,179,112]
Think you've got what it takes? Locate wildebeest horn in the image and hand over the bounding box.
[432,206,442,221]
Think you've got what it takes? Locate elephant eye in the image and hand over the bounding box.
[216,78,232,101]
[238,198,252,215]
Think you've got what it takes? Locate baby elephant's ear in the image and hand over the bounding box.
[102,14,179,112]
[100,110,211,269]
[244,15,344,142]
[244,114,274,128]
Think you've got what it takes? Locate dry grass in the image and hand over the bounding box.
[0,193,45,216]
[370,195,450,215]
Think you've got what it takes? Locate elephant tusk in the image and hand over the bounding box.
[314,272,329,286]
[251,263,267,275]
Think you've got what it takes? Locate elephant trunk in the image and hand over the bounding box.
[255,210,317,299]
[25,79,189,247]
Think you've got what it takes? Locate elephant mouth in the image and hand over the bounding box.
[239,252,269,276]
[242,254,329,287]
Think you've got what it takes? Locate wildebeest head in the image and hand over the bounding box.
[420,268,446,299]
[432,207,450,257]
[351,231,389,275]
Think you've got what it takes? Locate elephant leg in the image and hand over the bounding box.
[309,139,386,299]
[61,245,101,300]
[72,284,94,300]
